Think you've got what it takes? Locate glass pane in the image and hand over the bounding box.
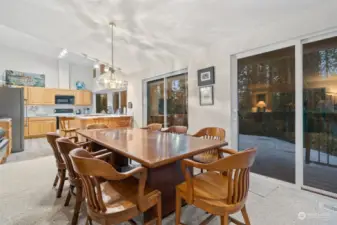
[96,94,108,113]
[303,37,337,193]
[238,47,295,183]
[166,74,188,127]
[147,79,164,126]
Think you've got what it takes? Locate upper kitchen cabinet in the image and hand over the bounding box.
[27,87,55,105]
[75,90,92,106]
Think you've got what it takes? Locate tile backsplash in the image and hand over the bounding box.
[25,105,93,117]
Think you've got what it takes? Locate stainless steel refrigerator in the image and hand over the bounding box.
[0,87,24,152]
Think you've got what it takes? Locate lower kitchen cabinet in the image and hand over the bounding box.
[26,117,56,138]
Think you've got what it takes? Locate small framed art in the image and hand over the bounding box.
[199,85,214,106]
[197,66,215,86]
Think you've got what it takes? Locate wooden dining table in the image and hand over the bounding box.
[77,128,227,219]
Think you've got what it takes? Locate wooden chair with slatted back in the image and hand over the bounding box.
[59,117,78,137]
[176,148,257,225]
[69,148,162,225]
[46,132,67,198]
[192,127,226,172]
[57,137,111,225]
[46,132,93,198]
[162,126,188,134]
[86,123,109,129]
[142,123,163,131]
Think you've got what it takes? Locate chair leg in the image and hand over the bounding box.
[71,186,82,225]
[64,185,74,206]
[156,195,162,225]
[85,216,93,225]
[221,214,229,225]
[57,169,66,198]
[241,205,251,225]
[52,173,59,187]
[175,190,181,225]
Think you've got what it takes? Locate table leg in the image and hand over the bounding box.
[144,160,184,221]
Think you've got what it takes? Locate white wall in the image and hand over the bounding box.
[0,44,94,90]
[0,44,59,87]
[127,5,337,145]
[70,64,93,90]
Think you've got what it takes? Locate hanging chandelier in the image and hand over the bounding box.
[96,22,127,90]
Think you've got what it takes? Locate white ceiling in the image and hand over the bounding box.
[0,0,335,72]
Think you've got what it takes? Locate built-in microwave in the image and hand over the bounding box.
[55,95,75,105]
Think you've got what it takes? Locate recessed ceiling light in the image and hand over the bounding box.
[58,48,68,58]
[94,62,99,69]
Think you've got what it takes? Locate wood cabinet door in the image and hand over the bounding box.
[41,120,56,134]
[43,89,55,104]
[28,87,45,105]
[28,118,56,136]
[75,91,84,105]
[83,91,92,105]
[28,121,43,136]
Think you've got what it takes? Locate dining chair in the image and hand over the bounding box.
[192,127,226,172]
[59,117,78,137]
[176,148,257,225]
[46,132,67,198]
[86,123,109,129]
[56,137,112,225]
[69,148,162,225]
[46,132,91,198]
[162,126,188,134]
[142,123,163,131]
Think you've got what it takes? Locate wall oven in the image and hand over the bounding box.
[55,95,75,105]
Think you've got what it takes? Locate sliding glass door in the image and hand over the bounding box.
[237,47,296,183]
[303,37,337,193]
[147,79,165,126]
[166,74,188,127]
[145,71,188,127]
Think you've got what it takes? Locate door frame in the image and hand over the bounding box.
[230,27,337,195]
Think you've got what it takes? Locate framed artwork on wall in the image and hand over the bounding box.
[197,66,215,86]
[199,85,214,106]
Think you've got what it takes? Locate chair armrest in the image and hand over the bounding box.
[68,136,78,142]
[94,152,112,160]
[218,148,237,156]
[77,141,91,148]
[182,158,212,170]
[91,149,110,156]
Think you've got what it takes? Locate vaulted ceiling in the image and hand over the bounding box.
[0,0,335,72]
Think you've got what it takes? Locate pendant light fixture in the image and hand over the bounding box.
[96,22,127,90]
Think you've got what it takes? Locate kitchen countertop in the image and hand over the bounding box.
[0,118,12,122]
[25,114,131,119]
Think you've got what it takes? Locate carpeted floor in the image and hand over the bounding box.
[1,137,337,224]
[1,155,337,225]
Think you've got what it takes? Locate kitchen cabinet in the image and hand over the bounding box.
[54,89,74,96]
[75,90,92,106]
[28,87,55,105]
[27,117,56,138]
[83,91,92,105]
